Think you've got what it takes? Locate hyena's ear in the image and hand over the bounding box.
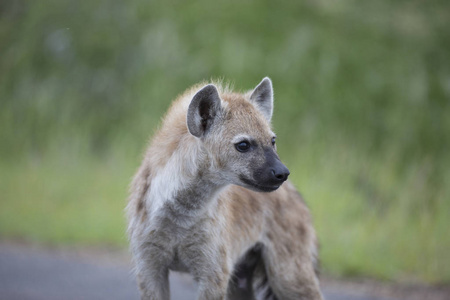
[249,77,274,122]
[187,84,222,138]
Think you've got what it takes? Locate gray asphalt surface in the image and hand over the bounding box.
[0,243,396,300]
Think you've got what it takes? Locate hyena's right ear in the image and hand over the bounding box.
[249,77,274,122]
[187,84,222,138]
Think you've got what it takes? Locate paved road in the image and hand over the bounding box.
[0,243,396,300]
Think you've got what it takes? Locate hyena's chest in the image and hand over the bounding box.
[146,213,214,273]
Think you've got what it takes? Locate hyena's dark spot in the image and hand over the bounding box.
[140,208,148,223]
[138,275,146,291]
[136,166,151,215]
[284,243,293,255]
[297,223,307,238]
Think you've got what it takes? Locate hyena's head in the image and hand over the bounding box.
[186,77,289,192]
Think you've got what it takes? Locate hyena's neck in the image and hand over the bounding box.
[147,138,225,227]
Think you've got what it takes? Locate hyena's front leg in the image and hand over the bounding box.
[133,242,171,300]
[136,269,169,300]
[263,242,323,300]
[196,270,231,300]
[180,241,232,300]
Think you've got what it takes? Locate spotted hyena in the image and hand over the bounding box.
[126,78,323,300]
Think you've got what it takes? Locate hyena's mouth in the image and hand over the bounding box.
[239,176,281,192]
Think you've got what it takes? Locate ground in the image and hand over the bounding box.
[1,240,448,300]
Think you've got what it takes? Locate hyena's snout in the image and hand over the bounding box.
[255,159,289,192]
[270,161,290,183]
[242,148,290,192]
[264,147,290,185]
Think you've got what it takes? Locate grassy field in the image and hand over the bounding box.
[1,0,449,284]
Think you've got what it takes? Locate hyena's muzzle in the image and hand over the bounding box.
[239,146,290,192]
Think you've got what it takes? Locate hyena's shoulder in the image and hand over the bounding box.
[126,81,236,229]
[127,163,152,236]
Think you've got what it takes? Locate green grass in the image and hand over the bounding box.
[0,152,132,246]
[285,141,450,283]
[1,0,449,285]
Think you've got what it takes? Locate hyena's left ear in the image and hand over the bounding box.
[187,84,222,138]
[249,77,274,122]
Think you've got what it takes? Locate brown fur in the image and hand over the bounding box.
[127,79,323,300]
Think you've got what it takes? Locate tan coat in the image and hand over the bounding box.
[127,78,323,300]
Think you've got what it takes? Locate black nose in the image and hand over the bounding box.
[271,165,290,183]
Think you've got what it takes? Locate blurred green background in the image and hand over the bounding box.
[1,0,449,285]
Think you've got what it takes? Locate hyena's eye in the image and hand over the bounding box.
[235,141,251,152]
[271,137,276,146]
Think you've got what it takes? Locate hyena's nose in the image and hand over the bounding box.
[271,164,290,183]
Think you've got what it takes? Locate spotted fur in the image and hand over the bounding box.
[126,78,323,300]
